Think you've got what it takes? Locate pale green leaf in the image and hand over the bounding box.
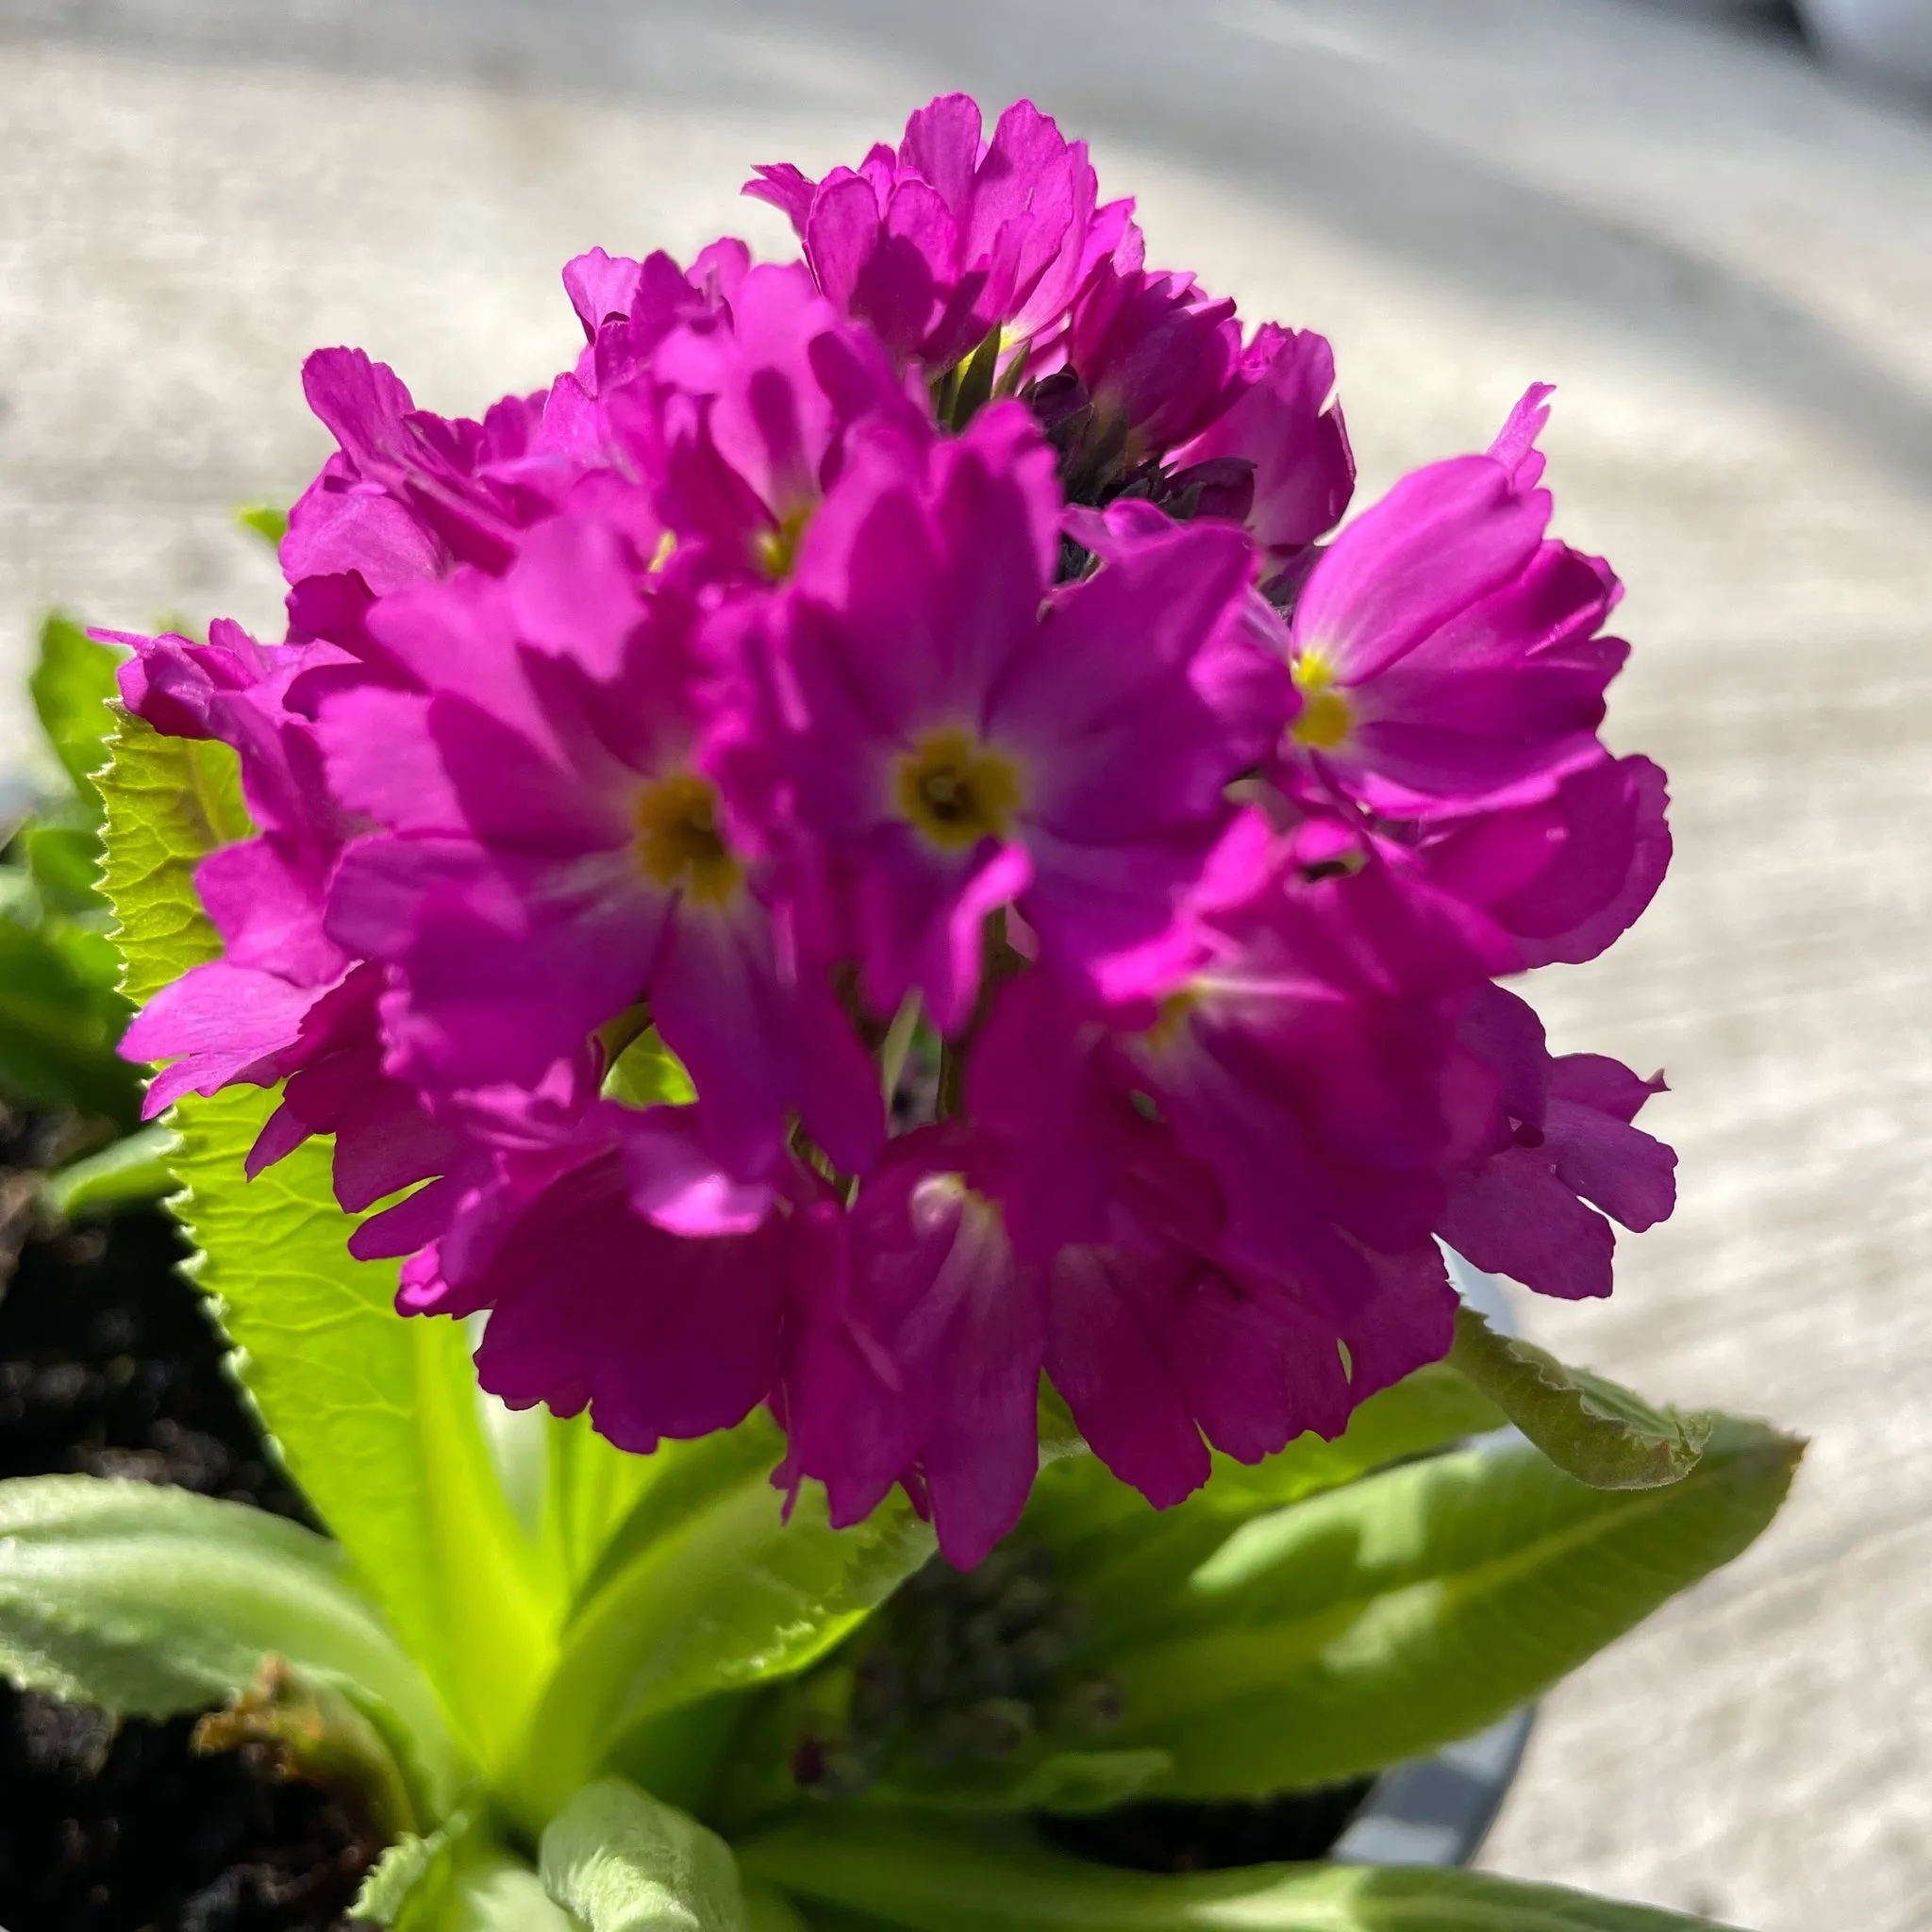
[541,1778,749,1932]
[40,1121,180,1219]
[352,1813,574,1932]
[0,1474,461,1814]
[742,1809,1740,1930]
[543,1409,663,1605]
[351,1829,449,1926]
[511,1416,933,1830]
[29,612,123,803]
[452,1857,580,1932]
[604,1026,698,1109]
[1095,1419,1799,1796]
[1447,1307,1710,1491]
[171,1085,558,1777]
[96,704,249,1006]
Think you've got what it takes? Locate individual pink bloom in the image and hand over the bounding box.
[405,1103,837,1456]
[1047,1228,1460,1511]
[626,260,928,584]
[1411,751,1672,969]
[284,349,538,586]
[321,514,881,1181]
[1438,985,1675,1300]
[1168,323,1356,589]
[745,94,1124,373]
[969,938,1473,1519]
[971,808,1505,1293]
[777,1125,1047,1569]
[768,403,1287,1030]
[1047,251,1245,470]
[1278,389,1625,813]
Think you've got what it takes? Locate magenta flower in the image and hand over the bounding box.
[1279,389,1625,814]
[1169,323,1356,588]
[778,1126,1047,1569]
[1412,750,1672,969]
[745,93,1124,373]
[322,515,881,1181]
[109,96,1682,1565]
[1049,249,1245,469]
[766,402,1288,1029]
[1439,987,1676,1301]
[630,260,925,583]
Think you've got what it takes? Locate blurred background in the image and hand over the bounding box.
[1,1,1928,1924]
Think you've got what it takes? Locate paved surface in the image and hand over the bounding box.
[3,3,1930,1924]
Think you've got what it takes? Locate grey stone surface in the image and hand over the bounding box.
[3,3,1929,1924]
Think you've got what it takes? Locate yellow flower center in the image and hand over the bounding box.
[894,726,1024,852]
[632,773,741,905]
[1291,649,1354,751]
[1142,985,1203,1053]
[754,503,814,581]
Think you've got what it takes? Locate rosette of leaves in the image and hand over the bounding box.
[0,648,1799,1932]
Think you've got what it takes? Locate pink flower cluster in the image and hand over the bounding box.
[111,96,1674,1564]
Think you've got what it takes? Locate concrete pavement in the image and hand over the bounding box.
[3,4,1930,1924]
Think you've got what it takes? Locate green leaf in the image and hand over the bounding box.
[0,1474,462,1815]
[237,503,291,548]
[21,821,109,915]
[999,1748,1175,1815]
[352,1829,451,1926]
[354,1819,577,1932]
[1024,1364,1506,1650]
[0,912,139,1122]
[96,704,249,1006]
[542,1409,663,1605]
[1091,1420,1798,1797]
[741,1809,1740,1930]
[512,1416,933,1831]
[604,1025,698,1109]
[451,1856,580,1932]
[94,707,561,1775]
[40,1121,181,1219]
[29,612,123,803]
[171,1085,558,1778]
[541,1778,750,1932]
[1447,1307,1710,1491]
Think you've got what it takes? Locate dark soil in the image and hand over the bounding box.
[0,1103,378,1932]
[0,1693,383,1932]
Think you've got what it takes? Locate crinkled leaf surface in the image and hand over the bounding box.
[170,1088,557,1774]
[1093,1420,1798,1797]
[1447,1307,1711,1490]
[515,1416,933,1830]
[0,1474,460,1812]
[541,1778,749,1932]
[742,1809,1741,1930]
[96,704,249,1006]
[97,714,556,1774]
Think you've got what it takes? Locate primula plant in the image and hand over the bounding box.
[0,94,1799,1930]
